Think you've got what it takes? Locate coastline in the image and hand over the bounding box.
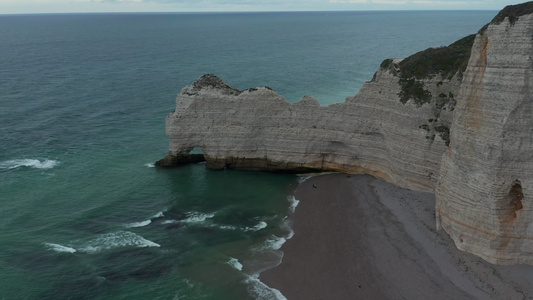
[260,173,533,299]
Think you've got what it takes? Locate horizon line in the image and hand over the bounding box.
[0,8,499,16]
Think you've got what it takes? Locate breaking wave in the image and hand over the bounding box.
[44,242,77,253]
[226,257,243,271]
[124,220,152,228]
[297,176,311,183]
[287,196,300,214]
[181,212,215,224]
[78,231,160,254]
[0,159,59,170]
[245,274,287,300]
[247,221,267,231]
[151,211,164,218]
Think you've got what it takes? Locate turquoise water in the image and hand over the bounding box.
[1,11,495,299]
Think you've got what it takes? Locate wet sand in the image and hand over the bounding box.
[260,173,533,300]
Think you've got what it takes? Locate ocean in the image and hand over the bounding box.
[0,11,495,299]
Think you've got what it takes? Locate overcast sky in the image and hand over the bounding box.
[0,0,524,14]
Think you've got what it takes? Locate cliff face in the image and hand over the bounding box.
[159,3,533,265]
[160,65,458,192]
[436,13,533,265]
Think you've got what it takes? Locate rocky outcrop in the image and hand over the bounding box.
[159,3,533,265]
[158,65,459,192]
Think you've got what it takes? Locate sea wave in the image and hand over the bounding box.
[124,220,152,228]
[144,163,155,168]
[161,220,179,225]
[0,159,59,170]
[287,196,300,214]
[151,211,164,219]
[297,176,311,183]
[246,221,267,232]
[254,235,286,252]
[217,224,239,230]
[44,242,77,253]
[226,257,243,271]
[245,274,287,300]
[182,212,215,224]
[78,231,160,254]
[211,221,267,232]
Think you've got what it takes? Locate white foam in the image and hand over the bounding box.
[226,257,243,271]
[161,220,179,225]
[182,212,215,224]
[144,163,155,168]
[124,220,151,228]
[218,224,239,230]
[246,221,267,232]
[212,221,266,232]
[281,218,295,240]
[151,211,164,219]
[0,159,59,170]
[44,242,77,253]
[245,274,287,300]
[256,235,286,252]
[297,176,311,183]
[79,231,160,254]
[287,196,300,213]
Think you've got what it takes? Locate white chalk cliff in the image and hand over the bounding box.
[158,3,533,265]
[436,7,533,265]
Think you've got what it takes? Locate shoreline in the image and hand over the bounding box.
[260,173,533,299]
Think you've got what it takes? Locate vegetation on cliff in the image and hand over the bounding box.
[398,78,432,106]
[398,34,476,80]
[480,1,533,32]
[394,34,475,108]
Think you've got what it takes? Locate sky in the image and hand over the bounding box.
[0,0,526,14]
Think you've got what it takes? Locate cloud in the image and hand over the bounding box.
[80,0,291,3]
[329,0,368,3]
[411,0,480,5]
[372,0,407,4]
[1,0,519,14]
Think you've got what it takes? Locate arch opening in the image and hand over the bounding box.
[188,146,206,163]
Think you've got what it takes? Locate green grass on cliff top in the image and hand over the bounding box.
[397,34,476,80]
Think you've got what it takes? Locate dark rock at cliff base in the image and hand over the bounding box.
[155,154,205,168]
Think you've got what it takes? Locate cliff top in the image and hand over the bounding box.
[397,34,476,80]
[192,73,241,93]
[391,2,533,80]
[489,1,533,25]
[479,1,533,33]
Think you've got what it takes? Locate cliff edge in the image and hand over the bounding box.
[158,2,533,265]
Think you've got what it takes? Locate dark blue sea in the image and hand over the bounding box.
[0,11,495,299]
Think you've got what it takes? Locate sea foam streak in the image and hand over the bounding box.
[44,243,77,253]
[79,231,160,254]
[0,159,59,170]
[246,221,267,232]
[297,176,311,183]
[124,220,151,228]
[182,212,215,223]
